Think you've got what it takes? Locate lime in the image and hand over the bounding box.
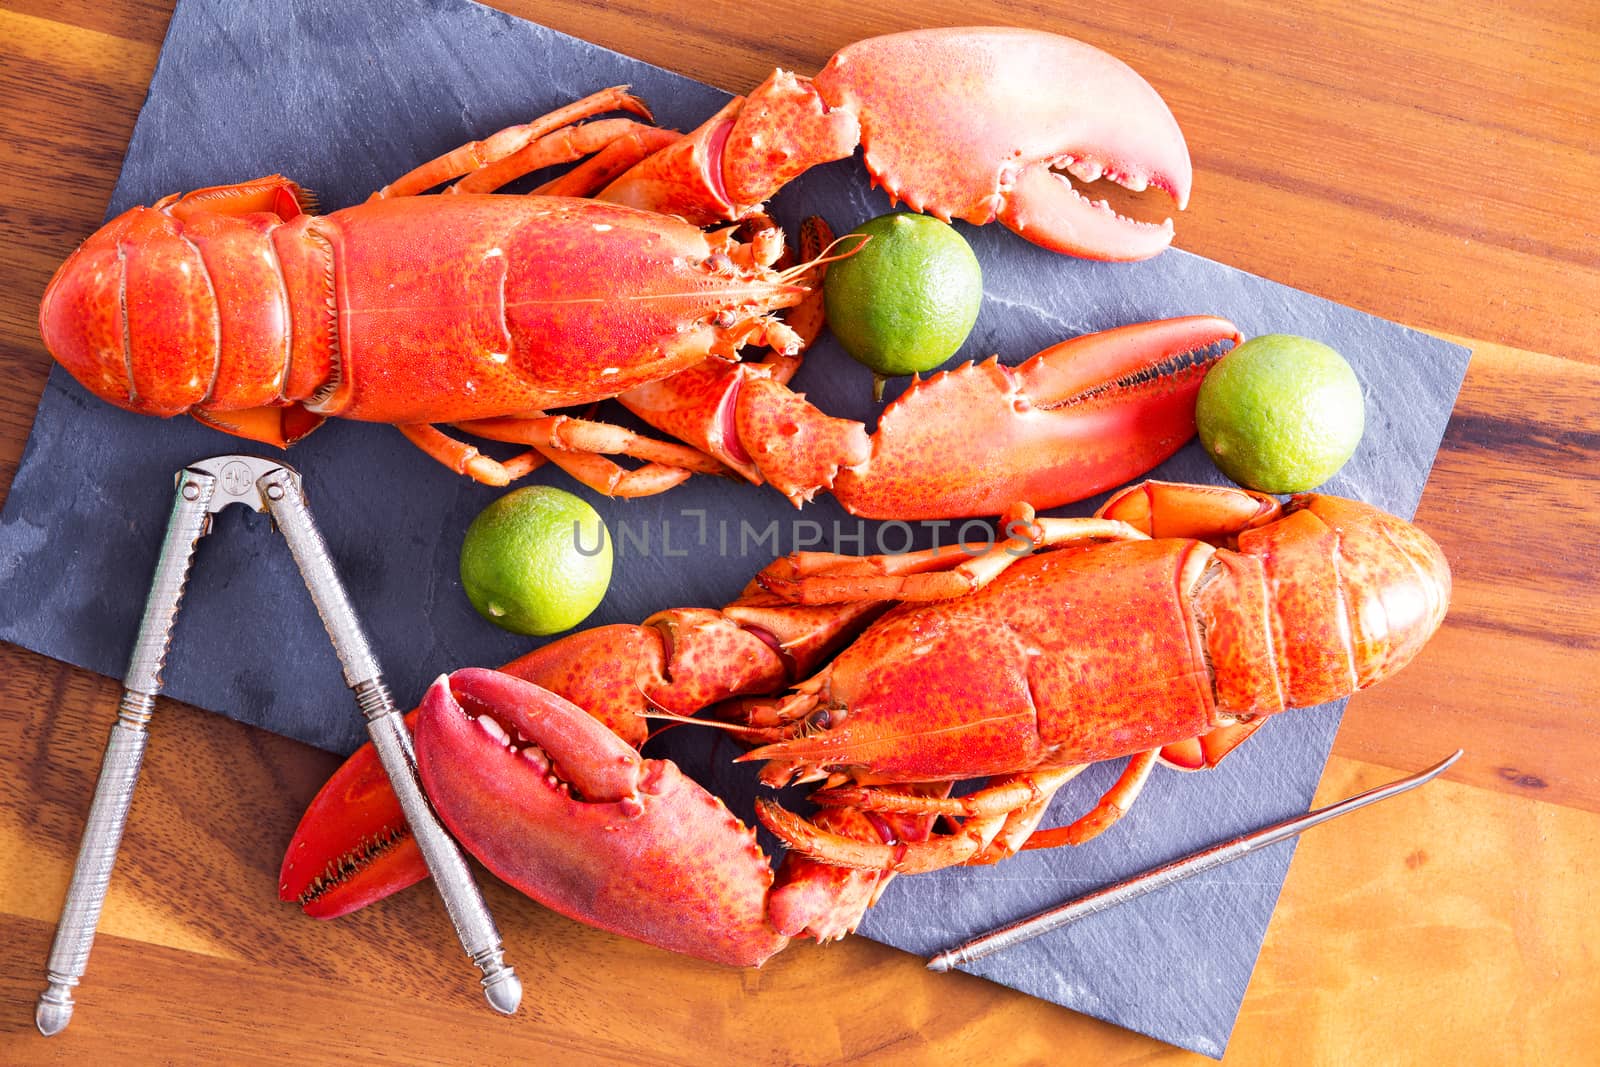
[824,212,983,385]
[1195,334,1365,493]
[459,486,612,636]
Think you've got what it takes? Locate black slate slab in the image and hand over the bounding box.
[0,0,1470,1055]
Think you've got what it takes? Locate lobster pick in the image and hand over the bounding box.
[36,455,521,1036]
[927,749,1464,972]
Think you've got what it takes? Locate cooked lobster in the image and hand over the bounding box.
[38,28,1214,518]
[280,481,1451,965]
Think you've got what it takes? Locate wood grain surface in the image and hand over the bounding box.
[1,0,1596,1063]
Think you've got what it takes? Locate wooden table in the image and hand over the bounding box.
[2,1,1595,1062]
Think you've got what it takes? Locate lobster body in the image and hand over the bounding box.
[42,193,802,436]
[750,489,1451,786]
[40,28,1223,516]
[280,483,1451,966]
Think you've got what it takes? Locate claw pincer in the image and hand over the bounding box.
[602,27,1192,261]
[416,670,792,966]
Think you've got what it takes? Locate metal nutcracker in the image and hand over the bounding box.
[35,455,521,1036]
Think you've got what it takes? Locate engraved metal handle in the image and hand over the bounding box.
[259,467,522,1015]
[36,468,217,1036]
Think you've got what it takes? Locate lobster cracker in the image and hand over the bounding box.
[34,455,521,1036]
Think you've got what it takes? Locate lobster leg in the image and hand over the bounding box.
[372,86,653,198]
[811,766,1089,819]
[968,785,1062,866]
[397,423,544,486]
[758,504,1149,604]
[533,128,685,197]
[758,760,1096,875]
[523,449,698,497]
[796,744,1168,860]
[450,118,670,196]
[1020,748,1163,849]
[455,414,734,477]
[760,754,1172,875]
[757,798,1014,875]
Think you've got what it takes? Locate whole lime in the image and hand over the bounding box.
[1195,334,1365,493]
[824,212,983,381]
[459,486,612,636]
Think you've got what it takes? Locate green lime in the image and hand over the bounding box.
[824,212,983,382]
[1195,334,1365,493]
[459,486,612,636]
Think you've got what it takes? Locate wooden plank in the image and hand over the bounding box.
[2,0,174,45]
[1236,755,1600,1065]
[4,750,1596,1063]
[477,0,1600,364]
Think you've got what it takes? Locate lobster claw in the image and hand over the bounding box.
[414,669,793,967]
[600,28,1192,261]
[812,28,1192,261]
[830,316,1242,519]
[279,710,428,918]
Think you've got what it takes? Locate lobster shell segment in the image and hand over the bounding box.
[40,206,218,417]
[414,669,792,967]
[1248,494,1452,702]
[813,28,1193,260]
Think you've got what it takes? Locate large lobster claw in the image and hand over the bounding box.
[813,28,1192,260]
[602,28,1192,261]
[414,669,793,967]
[830,316,1241,519]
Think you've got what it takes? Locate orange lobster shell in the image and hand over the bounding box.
[39,27,1214,518]
[281,482,1451,966]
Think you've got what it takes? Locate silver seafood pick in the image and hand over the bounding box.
[36,455,520,1036]
[927,749,1464,973]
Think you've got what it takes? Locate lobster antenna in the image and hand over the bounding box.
[775,232,871,284]
[639,708,771,739]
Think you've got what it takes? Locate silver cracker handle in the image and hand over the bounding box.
[259,466,522,1015]
[37,467,218,1036]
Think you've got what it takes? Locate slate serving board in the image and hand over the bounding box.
[0,0,1470,1055]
